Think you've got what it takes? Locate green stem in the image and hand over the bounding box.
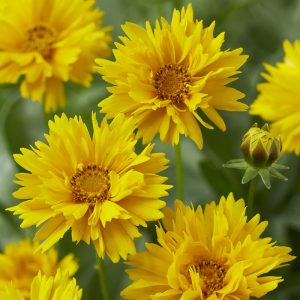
[175,141,184,201]
[97,257,111,300]
[247,177,257,216]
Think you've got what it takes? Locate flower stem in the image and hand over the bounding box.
[175,141,184,201]
[247,177,257,216]
[97,257,111,300]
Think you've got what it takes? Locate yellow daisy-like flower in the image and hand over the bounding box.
[30,270,82,300]
[251,40,300,155]
[121,193,295,299]
[8,113,171,262]
[0,0,111,112]
[0,239,78,299]
[0,269,82,300]
[0,283,23,300]
[96,4,248,149]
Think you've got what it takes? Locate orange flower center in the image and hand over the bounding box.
[70,165,110,205]
[15,254,41,280]
[23,24,56,60]
[153,64,191,106]
[189,259,227,296]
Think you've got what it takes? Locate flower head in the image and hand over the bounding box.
[241,123,282,168]
[121,193,295,299]
[96,4,248,149]
[0,239,77,299]
[0,0,111,112]
[0,269,82,300]
[8,113,171,262]
[251,40,300,155]
[0,283,23,300]
[30,270,82,300]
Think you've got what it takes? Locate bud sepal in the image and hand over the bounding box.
[223,158,288,189]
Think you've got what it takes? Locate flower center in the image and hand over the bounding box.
[23,24,55,60]
[70,165,110,205]
[153,64,191,106]
[189,259,227,296]
[16,255,40,278]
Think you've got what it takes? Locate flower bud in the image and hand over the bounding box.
[241,123,282,168]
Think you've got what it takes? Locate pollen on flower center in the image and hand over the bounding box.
[189,259,227,296]
[70,164,110,205]
[23,25,56,60]
[153,64,191,106]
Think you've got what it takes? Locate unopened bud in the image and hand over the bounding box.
[241,123,282,168]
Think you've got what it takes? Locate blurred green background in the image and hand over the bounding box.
[0,0,300,299]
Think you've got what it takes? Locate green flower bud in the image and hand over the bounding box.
[224,123,288,189]
[241,123,282,168]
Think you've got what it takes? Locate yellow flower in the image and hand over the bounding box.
[96,4,248,149]
[121,193,295,299]
[8,113,171,262]
[251,40,300,155]
[0,0,111,112]
[0,239,78,299]
[30,270,82,300]
[0,283,23,300]
[0,269,82,300]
